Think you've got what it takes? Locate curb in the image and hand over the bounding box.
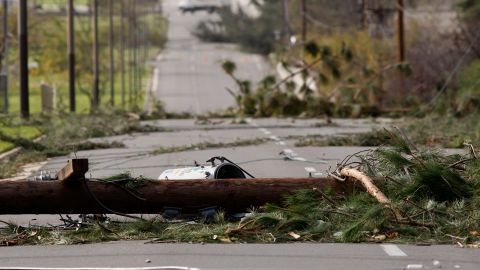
[0,135,46,161]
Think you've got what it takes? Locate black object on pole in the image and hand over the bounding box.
[67,0,75,112]
[18,0,29,118]
[397,0,405,62]
[109,0,114,106]
[92,0,99,109]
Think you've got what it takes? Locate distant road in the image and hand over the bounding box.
[151,0,271,115]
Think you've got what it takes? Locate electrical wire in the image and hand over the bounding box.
[81,177,145,221]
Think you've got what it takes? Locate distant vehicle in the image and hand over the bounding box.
[178,0,222,14]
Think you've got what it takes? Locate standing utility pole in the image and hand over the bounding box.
[133,0,138,106]
[120,0,126,107]
[18,0,29,118]
[360,0,366,28]
[397,0,405,62]
[1,0,8,113]
[67,0,75,112]
[128,0,133,107]
[92,0,99,109]
[108,0,115,106]
[301,0,307,43]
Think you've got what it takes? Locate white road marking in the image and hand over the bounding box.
[269,135,280,141]
[381,244,407,257]
[292,157,307,162]
[405,264,424,269]
[278,141,286,145]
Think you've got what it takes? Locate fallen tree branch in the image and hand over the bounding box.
[340,167,403,221]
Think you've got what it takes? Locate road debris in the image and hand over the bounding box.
[0,130,478,246]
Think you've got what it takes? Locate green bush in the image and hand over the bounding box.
[456,60,480,113]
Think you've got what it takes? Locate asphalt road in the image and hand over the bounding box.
[0,241,478,270]
[38,118,388,179]
[152,0,271,114]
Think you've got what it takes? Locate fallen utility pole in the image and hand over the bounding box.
[0,161,349,214]
[0,177,346,214]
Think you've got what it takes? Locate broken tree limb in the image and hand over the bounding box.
[0,177,349,214]
[340,167,403,220]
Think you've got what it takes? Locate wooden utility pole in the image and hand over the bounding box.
[133,0,138,106]
[67,0,76,112]
[397,0,405,62]
[108,0,115,106]
[92,0,99,109]
[0,177,345,214]
[120,0,126,107]
[301,0,307,43]
[1,0,9,113]
[360,0,366,28]
[128,0,133,107]
[18,0,29,118]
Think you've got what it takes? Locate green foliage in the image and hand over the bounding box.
[0,110,167,178]
[295,130,391,148]
[456,60,480,113]
[342,205,386,242]
[3,2,166,115]
[404,113,480,148]
[222,60,237,75]
[222,37,411,117]
[243,130,480,243]
[458,0,480,20]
